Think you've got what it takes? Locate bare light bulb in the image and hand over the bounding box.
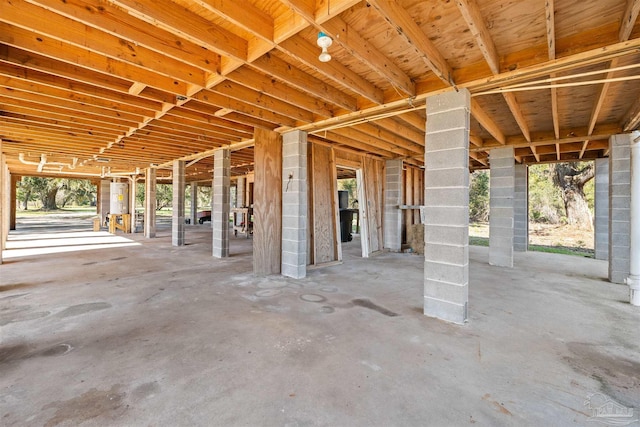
[317,32,332,62]
[319,47,331,62]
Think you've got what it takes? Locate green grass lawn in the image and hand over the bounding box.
[469,236,594,258]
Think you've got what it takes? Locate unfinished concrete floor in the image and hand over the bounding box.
[1,217,639,426]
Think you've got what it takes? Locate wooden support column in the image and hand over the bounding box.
[253,128,282,276]
[0,145,5,263]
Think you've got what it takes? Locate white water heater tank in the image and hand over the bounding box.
[110,182,129,214]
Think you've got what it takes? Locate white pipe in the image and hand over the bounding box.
[628,131,640,306]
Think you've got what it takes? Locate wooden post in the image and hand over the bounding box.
[253,128,282,276]
[10,174,18,230]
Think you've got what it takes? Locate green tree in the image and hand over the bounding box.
[552,161,594,228]
[19,177,63,210]
[469,170,489,222]
[528,164,564,223]
[338,178,357,208]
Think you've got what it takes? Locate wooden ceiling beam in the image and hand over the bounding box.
[470,123,621,152]
[0,47,176,104]
[27,0,221,76]
[456,0,530,142]
[159,115,252,140]
[455,0,500,75]
[0,106,131,133]
[314,16,415,97]
[470,99,506,144]
[368,0,454,86]
[137,121,243,144]
[622,96,640,131]
[1,0,207,88]
[0,112,123,138]
[250,54,357,111]
[320,131,397,158]
[353,123,423,154]
[374,118,425,147]
[0,22,191,96]
[545,0,560,140]
[226,67,334,118]
[279,36,384,105]
[210,80,316,123]
[619,0,640,41]
[331,127,415,157]
[110,0,247,61]
[165,108,254,135]
[191,90,299,128]
[0,96,139,128]
[0,70,159,117]
[191,0,273,41]
[0,88,146,123]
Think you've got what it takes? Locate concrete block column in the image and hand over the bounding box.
[489,147,515,267]
[513,164,528,252]
[423,89,470,324]
[384,159,403,252]
[212,148,230,258]
[281,130,308,279]
[609,134,631,284]
[190,183,198,226]
[144,168,156,238]
[594,158,609,260]
[628,131,640,305]
[172,160,185,246]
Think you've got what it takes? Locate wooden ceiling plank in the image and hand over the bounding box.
[210,80,316,123]
[110,0,247,61]
[0,23,190,95]
[470,98,506,144]
[321,131,397,158]
[141,121,242,144]
[455,0,500,74]
[368,0,454,86]
[226,67,334,117]
[619,0,640,41]
[250,54,357,111]
[279,36,384,105]
[1,0,207,88]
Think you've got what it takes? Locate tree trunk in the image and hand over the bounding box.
[22,190,30,210]
[552,162,595,229]
[42,187,59,210]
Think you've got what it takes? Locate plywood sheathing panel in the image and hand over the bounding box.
[253,128,282,276]
[311,143,339,264]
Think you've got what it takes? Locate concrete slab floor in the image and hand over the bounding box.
[1,218,639,426]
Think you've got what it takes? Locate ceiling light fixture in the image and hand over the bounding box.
[317,32,332,63]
